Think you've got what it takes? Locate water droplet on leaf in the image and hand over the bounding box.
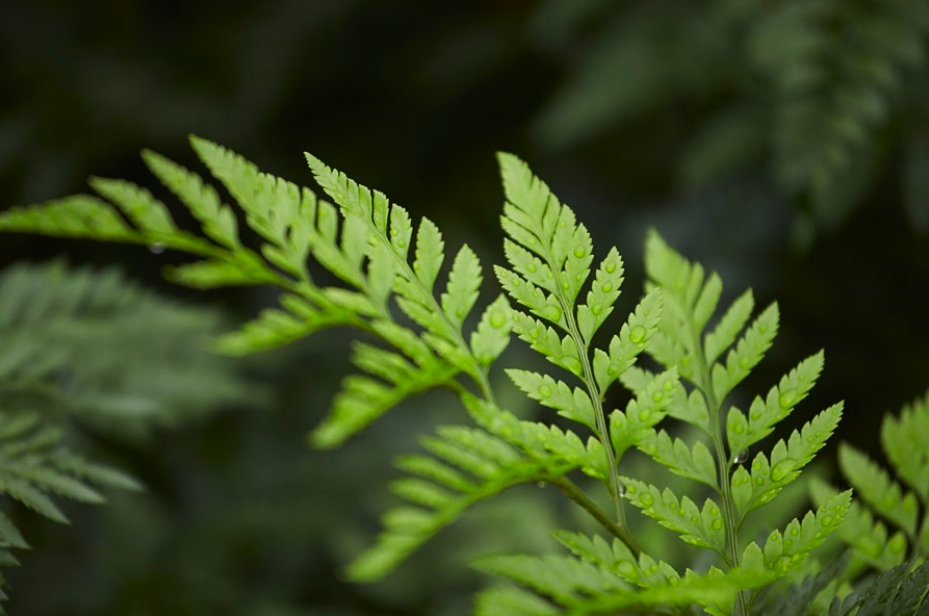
[734,449,749,464]
[629,326,646,343]
[149,243,165,254]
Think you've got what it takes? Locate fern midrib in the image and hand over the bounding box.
[687,310,747,616]
[532,238,636,553]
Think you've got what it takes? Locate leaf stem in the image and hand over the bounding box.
[549,477,640,556]
[547,263,632,544]
[689,324,747,616]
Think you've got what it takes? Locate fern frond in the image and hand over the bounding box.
[0,409,139,607]
[881,391,929,502]
[494,152,665,549]
[0,261,253,436]
[811,478,907,573]
[474,543,764,615]
[839,444,919,539]
[348,423,559,581]
[812,389,929,579]
[741,490,851,578]
[642,229,845,614]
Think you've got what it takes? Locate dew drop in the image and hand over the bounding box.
[526,263,537,273]
[638,410,651,421]
[538,385,553,398]
[591,305,602,316]
[733,425,745,435]
[711,519,723,530]
[778,389,797,409]
[629,326,646,344]
[626,484,637,494]
[548,306,562,321]
[755,476,765,486]
[770,459,796,482]
[397,240,407,248]
[733,449,749,464]
[562,281,570,291]
[149,242,165,254]
[639,493,654,506]
[601,282,613,293]
[663,379,674,391]
[618,481,627,498]
[529,328,541,339]
[651,391,664,403]
[573,247,586,258]
[537,481,546,488]
[821,515,834,526]
[490,312,506,328]
[605,262,616,274]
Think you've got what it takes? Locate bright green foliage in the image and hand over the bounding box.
[495,151,666,529]
[812,391,929,574]
[2,141,911,615]
[631,230,845,614]
[348,423,549,581]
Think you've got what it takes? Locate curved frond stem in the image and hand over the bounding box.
[548,477,642,558]
[689,323,747,616]
[546,262,628,533]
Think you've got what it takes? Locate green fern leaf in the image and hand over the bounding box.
[727,351,825,456]
[141,149,241,249]
[710,303,779,402]
[623,479,726,553]
[705,290,755,365]
[742,490,851,578]
[87,177,177,236]
[880,391,929,501]
[441,245,482,329]
[470,295,513,366]
[347,424,548,581]
[732,403,843,519]
[640,431,718,489]
[839,443,919,539]
[811,478,907,571]
[0,195,138,241]
[609,368,680,459]
[507,369,596,431]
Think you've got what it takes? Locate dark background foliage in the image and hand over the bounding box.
[1,1,928,614]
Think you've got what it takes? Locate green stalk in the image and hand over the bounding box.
[689,324,747,616]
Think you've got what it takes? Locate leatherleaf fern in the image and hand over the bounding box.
[0,139,870,615]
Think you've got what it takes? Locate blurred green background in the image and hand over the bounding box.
[1,0,928,614]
